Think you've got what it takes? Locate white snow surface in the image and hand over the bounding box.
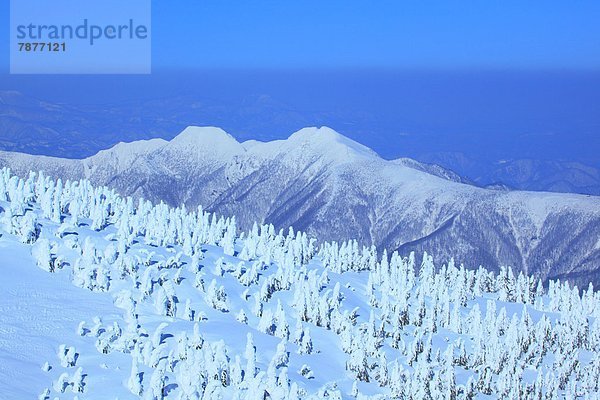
[0,169,599,399]
[165,126,245,160]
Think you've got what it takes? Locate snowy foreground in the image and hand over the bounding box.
[0,168,599,399]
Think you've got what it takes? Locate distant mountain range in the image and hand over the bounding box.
[0,126,599,285]
[419,152,600,195]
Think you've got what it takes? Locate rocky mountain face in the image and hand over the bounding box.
[1,126,599,284]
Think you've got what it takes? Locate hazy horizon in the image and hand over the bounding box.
[1,69,599,166]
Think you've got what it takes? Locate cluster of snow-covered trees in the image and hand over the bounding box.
[1,167,600,399]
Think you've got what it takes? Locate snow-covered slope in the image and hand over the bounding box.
[0,126,599,285]
[1,169,600,399]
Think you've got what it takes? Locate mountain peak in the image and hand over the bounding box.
[172,126,238,145]
[168,126,244,157]
[287,126,378,160]
[289,126,351,144]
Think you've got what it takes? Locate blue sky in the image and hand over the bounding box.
[1,0,600,71]
[0,1,598,173]
[153,0,600,70]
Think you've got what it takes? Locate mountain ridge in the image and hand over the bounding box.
[0,126,598,284]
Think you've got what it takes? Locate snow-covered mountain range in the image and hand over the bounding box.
[0,126,598,285]
[1,168,600,399]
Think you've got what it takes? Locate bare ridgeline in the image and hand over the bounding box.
[1,166,600,398]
